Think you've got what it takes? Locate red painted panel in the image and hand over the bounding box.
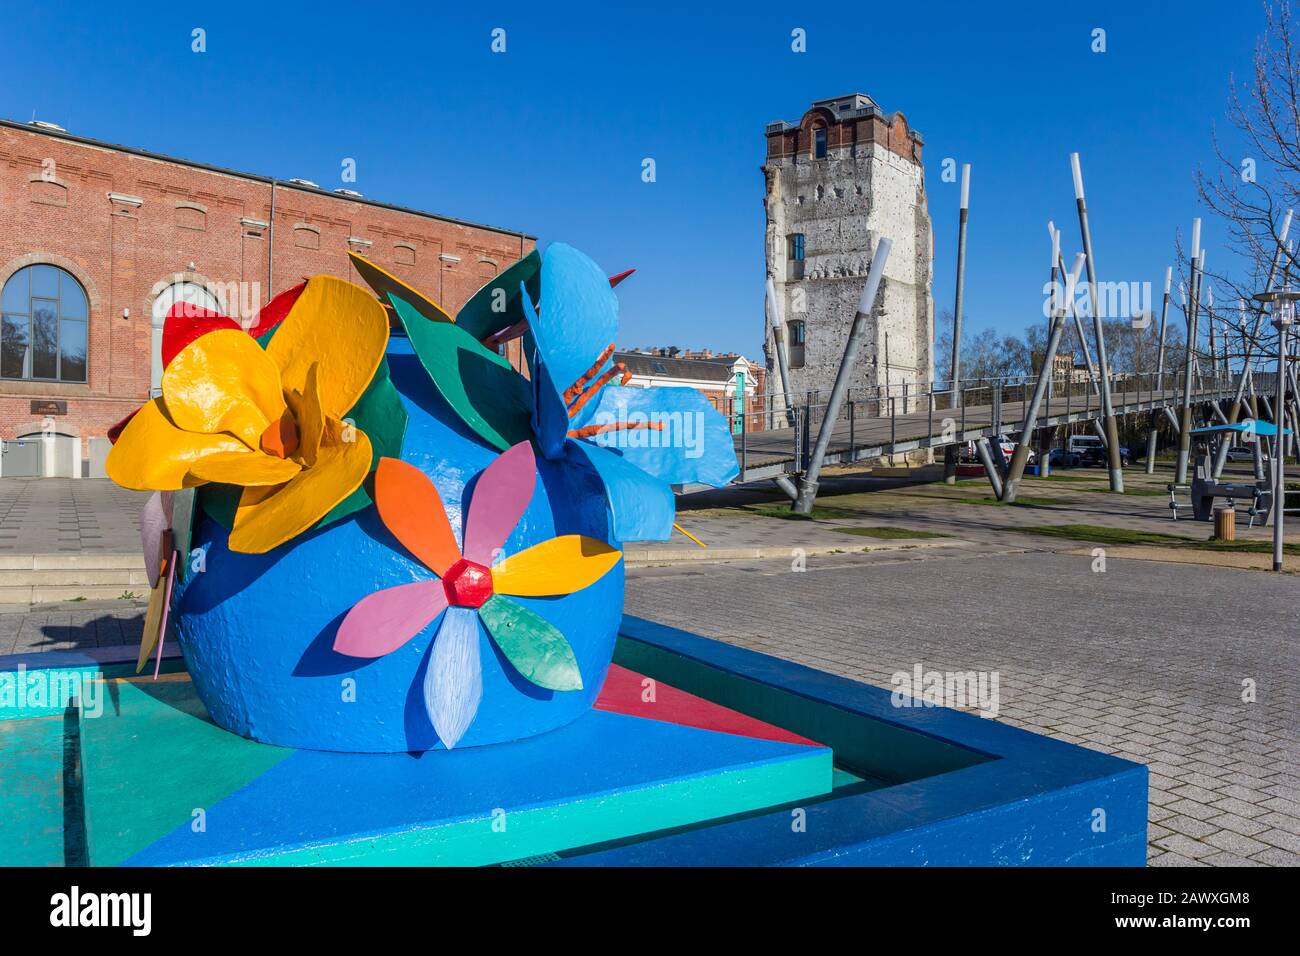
[595,663,819,747]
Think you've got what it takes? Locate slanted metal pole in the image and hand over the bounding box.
[1176,219,1204,484]
[944,164,972,485]
[1071,152,1124,491]
[765,277,797,428]
[1055,244,1109,445]
[1006,253,1087,502]
[1147,267,1173,473]
[793,238,892,514]
[975,438,1003,498]
[1213,210,1293,477]
[772,475,799,501]
[1248,381,1266,481]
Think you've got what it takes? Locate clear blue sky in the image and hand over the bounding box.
[0,0,1270,360]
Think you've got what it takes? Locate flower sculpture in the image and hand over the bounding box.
[333,442,622,748]
[350,245,739,543]
[107,276,402,553]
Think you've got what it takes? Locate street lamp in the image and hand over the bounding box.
[1252,289,1298,572]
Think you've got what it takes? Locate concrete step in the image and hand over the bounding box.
[0,553,145,571]
[0,585,150,605]
[0,553,148,604]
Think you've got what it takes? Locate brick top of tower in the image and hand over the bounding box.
[764,93,924,166]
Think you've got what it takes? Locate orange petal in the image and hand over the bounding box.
[374,457,461,575]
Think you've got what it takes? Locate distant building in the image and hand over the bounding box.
[762,93,934,414]
[616,347,767,430]
[0,118,534,476]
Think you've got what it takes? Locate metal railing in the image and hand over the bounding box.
[723,370,1236,478]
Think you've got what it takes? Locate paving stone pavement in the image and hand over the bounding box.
[0,479,147,554]
[626,549,1300,867]
[0,598,146,654]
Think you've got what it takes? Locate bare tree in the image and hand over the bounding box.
[1197,0,1300,307]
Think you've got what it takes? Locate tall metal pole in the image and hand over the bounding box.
[793,238,892,514]
[1071,153,1124,491]
[765,276,796,428]
[1206,285,1218,381]
[1005,253,1087,502]
[1146,266,1173,474]
[944,164,971,485]
[1176,219,1203,484]
[1272,307,1291,572]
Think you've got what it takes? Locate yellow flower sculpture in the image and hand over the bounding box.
[107,276,389,554]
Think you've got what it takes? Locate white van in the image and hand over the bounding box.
[1067,435,1105,455]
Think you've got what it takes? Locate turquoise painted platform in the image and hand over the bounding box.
[0,655,832,867]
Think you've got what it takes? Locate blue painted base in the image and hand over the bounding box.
[0,619,1149,867]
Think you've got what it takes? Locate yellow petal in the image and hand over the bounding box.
[348,251,453,324]
[227,428,373,554]
[285,362,326,467]
[162,329,286,448]
[266,275,388,418]
[188,450,302,486]
[106,399,248,491]
[491,536,622,597]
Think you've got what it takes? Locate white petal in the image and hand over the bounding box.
[423,607,483,749]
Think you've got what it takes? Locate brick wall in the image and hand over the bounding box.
[0,121,534,459]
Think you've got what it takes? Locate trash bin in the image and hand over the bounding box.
[1213,506,1236,541]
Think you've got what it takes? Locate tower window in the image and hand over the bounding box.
[787,320,806,369]
[787,234,805,261]
[813,127,827,159]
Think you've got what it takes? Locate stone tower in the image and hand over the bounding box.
[763,93,934,415]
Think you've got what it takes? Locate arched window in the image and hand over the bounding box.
[813,126,827,159]
[150,281,222,392]
[2,264,89,382]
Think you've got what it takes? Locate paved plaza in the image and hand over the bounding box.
[0,479,147,554]
[2,466,1297,866]
[626,548,1299,866]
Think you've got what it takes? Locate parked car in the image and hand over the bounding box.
[960,439,1035,464]
[1048,448,1081,468]
[1225,446,1258,463]
[1080,445,1132,468]
[1067,434,1105,456]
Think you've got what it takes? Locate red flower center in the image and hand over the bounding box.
[442,557,493,609]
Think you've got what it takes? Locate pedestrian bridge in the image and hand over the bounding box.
[726,373,1238,484]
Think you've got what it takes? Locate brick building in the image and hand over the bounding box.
[763,93,934,416]
[0,118,534,474]
[616,347,767,430]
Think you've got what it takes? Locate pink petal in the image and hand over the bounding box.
[140,491,173,589]
[463,440,536,564]
[334,579,447,658]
